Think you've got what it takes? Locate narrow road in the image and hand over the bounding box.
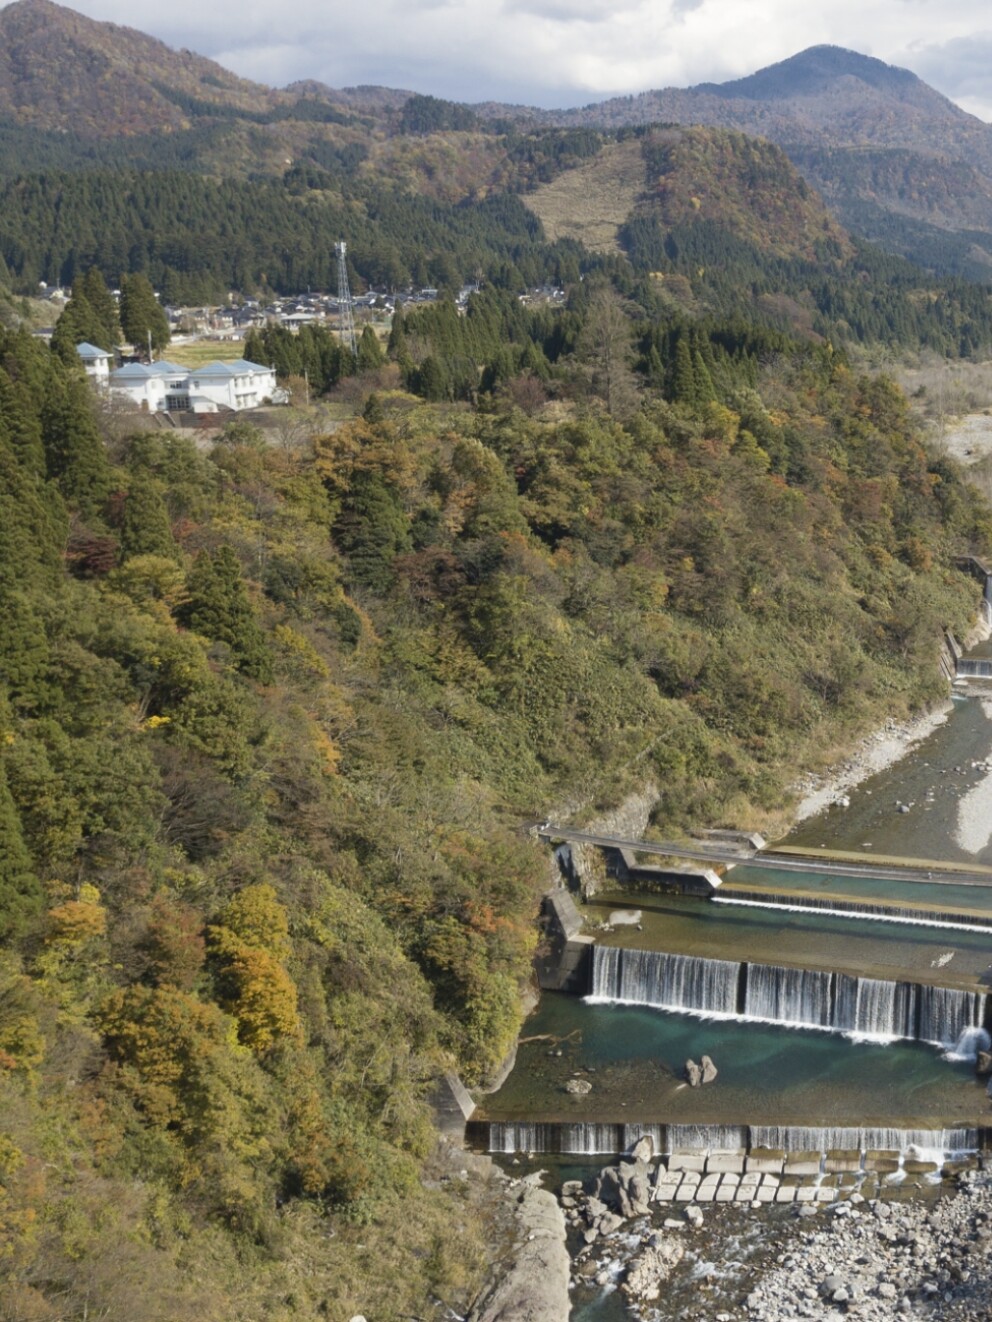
[539,825,992,889]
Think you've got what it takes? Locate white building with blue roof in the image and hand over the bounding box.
[76,342,112,385]
[91,348,281,414]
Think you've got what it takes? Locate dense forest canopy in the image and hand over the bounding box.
[3,125,992,359]
[1,282,990,1313]
[3,33,992,1312]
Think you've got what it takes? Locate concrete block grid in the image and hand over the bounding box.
[649,1148,976,1205]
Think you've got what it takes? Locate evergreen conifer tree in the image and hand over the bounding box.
[0,757,42,940]
[357,325,384,373]
[41,372,112,520]
[671,338,697,405]
[78,268,122,349]
[180,546,273,683]
[50,291,101,364]
[118,473,176,561]
[119,274,170,355]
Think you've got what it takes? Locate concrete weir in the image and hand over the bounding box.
[475,1119,988,1165]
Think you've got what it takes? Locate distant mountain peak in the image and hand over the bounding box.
[695,45,926,102]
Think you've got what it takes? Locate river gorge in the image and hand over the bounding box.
[472,676,992,1319]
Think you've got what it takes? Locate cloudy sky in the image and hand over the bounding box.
[24,0,992,118]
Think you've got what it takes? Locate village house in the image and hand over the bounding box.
[81,346,284,413]
[75,341,112,386]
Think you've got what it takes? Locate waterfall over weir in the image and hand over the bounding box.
[589,946,987,1046]
[485,1121,980,1157]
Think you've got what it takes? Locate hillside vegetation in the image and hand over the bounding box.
[3,11,992,1314]
[4,5,992,287]
[1,284,991,1314]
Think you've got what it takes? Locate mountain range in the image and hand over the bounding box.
[2,0,992,282]
[489,45,992,278]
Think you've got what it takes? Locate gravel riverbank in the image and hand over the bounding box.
[564,1145,992,1321]
[791,708,953,824]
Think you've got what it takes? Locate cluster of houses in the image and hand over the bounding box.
[76,344,287,414]
[185,284,479,339]
[64,276,567,415]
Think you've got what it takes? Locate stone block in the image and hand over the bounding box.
[865,1150,900,1174]
[746,1148,785,1174]
[774,1187,795,1203]
[795,1185,817,1202]
[755,1186,777,1203]
[784,1152,821,1176]
[825,1150,862,1174]
[715,1186,737,1202]
[943,1157,979,1177]
[675,1186,696,1201]
[719,1172,740,1187]
[707,1152,746,1174]
[679,1169,701,1185]
[735,1186,756,1202]
[904,1160,939,1176]
[740,1172,762,1187]
[815,1186,837,1202]
[695,1187,715,1202]
[881,1185,916,1202]
[655,1186,676,1202]
[669,1151,707,1173]
[698,1175,721,1192]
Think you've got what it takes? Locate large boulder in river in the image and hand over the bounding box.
[628,1135,655,1163]
[701,1054,718,1084]
[564,1077,592,1095]
[622,1241,686,1303]
[685,1058,702,1087]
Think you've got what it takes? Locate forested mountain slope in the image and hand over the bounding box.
[482,47,992,280]
[1,289,991,1314]
[2,6,992,1316]
[2,5,992,281]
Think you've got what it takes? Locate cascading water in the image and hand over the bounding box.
[947,1025,991,1062]
[713,893,992,936]
[958,658,992,677]
[751,1126,979,1157]
[485,1121,981,1156]
[833,974,917,1040]
[666,1124,748,1152]
[590,946,988,1047]
[560,1123,625,1154]
[744,964,832,1028]
[590,946,739,1016]
[918,985,985,1046]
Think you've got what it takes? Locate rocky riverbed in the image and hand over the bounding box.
[561,1141,992,1320]
[791,711,953,824]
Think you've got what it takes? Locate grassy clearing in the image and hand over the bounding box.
[165,338,247,368]
[522,138,646,253]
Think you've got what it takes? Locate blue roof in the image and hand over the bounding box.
[191,361,238,377]
[191,359,270,378]
[76,341,110,358]
[110,363,154,380]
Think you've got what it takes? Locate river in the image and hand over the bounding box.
[485,683,992,1319]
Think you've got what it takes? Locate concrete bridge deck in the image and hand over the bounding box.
[539,825,992,889]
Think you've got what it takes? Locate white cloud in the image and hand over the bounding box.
[20,0,992,115]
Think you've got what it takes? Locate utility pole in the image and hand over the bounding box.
[335,241,357,359]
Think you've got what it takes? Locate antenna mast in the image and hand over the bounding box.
[335,241,357,359]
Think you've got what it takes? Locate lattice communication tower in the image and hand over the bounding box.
[335,241,357,359]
